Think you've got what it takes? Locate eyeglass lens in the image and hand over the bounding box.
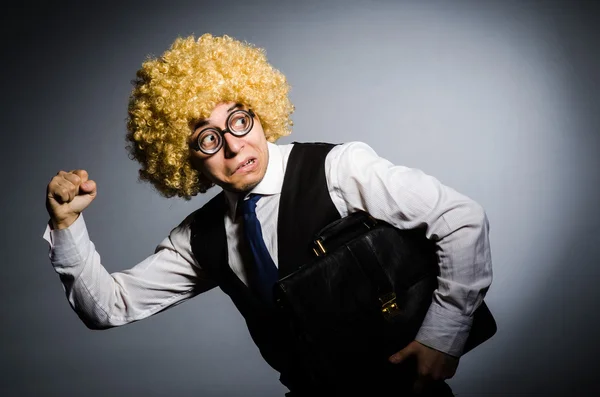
[197,110,254,154]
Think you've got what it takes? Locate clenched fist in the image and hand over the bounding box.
[46,169,97,229]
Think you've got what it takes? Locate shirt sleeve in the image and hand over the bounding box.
[42,214,217,329]
[325,141,492,357]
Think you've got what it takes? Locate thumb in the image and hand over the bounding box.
[79,180,97,195]
[389,342,415,364]
[70,180,97,213]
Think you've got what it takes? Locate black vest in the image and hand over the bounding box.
[189,142,341,388]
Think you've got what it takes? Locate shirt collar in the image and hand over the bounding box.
[223,142,284,217]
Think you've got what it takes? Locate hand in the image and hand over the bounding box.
[389,340,459,395]
[46,169,97,229]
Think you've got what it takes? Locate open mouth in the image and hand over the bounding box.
[235,158,256,173]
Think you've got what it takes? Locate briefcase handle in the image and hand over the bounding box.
[312,210,378,256]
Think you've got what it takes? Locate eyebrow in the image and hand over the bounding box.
[192,103,244,131]
[228,103,244,112]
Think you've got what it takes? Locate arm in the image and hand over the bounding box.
[325,142,492,382]
[44,170,216,329]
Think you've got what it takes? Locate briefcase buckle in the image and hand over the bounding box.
[379,292,401,320]
[313,239,326,257]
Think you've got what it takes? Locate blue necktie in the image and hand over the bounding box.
[241,194,279,304]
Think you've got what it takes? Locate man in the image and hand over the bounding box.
[44,34,492,396]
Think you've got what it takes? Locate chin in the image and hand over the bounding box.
[224,176,260,193]
[236,169,266,192]
[229,182,259,193]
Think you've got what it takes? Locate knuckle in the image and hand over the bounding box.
[418,368,431,378]
[57,187,69,199]
[65,173,81,185]
[74,169,88,178]
[50,178,64,190]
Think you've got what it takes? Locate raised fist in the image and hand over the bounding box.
[46,169,97,229]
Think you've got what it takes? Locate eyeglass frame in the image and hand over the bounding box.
[191,109,256,155]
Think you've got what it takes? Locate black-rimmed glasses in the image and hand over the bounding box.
[192,109,256,155]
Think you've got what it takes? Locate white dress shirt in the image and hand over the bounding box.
[43,141,492,357]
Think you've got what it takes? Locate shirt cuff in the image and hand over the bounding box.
[415,302,473,357]
[43,214,90,269]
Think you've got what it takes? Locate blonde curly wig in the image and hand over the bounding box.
[126,34,294,199]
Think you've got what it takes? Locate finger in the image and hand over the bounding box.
[389,343,414,364]
[52,174,82,202]
[71,169,89,184]
[67,170,95,194]
[47,171,80,207]
[49,181,74,204]
[62,172,82,187]
[58,179,79,202]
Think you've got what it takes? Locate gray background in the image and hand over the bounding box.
[2,0,599,396]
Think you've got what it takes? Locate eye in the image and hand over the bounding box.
[228,112,252,134]
[198,129,221,152]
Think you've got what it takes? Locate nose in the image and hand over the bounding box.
[223,132,244,158]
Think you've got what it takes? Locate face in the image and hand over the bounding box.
[189,102,269,193]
